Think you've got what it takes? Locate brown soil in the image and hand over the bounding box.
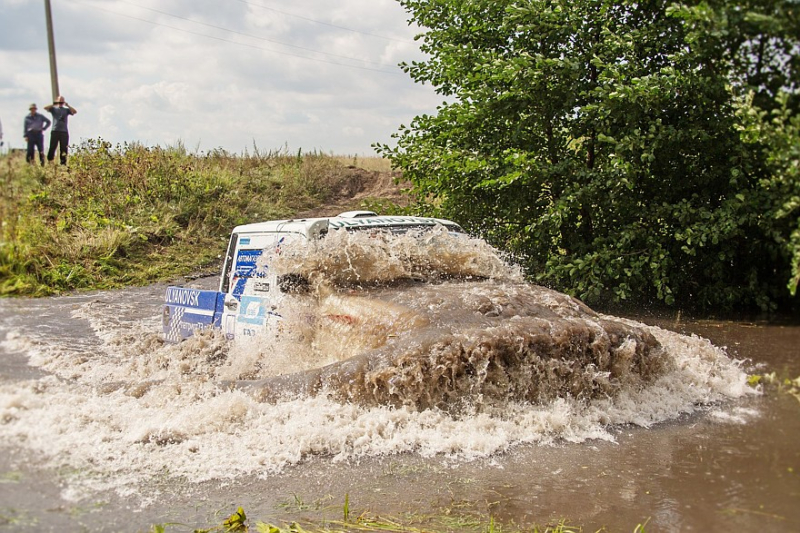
[296,166,412,219]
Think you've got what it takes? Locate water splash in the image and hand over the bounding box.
[0,229,753,500]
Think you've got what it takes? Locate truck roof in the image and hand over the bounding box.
[231,212,463,238]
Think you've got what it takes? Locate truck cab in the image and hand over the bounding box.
[162,212,462,342]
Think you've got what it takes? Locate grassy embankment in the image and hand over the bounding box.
[0,140,397,297]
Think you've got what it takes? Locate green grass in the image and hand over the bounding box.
[145,500,651,533]
[0,140,388,297]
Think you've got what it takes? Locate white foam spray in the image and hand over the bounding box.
[0,230,755,502]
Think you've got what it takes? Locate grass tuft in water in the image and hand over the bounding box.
[149,501,650,533]
[749,372,800,403]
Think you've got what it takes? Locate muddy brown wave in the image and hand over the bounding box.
[235,230,668,410]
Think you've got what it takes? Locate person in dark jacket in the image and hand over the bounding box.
[23,103,51,165]
[44,95,77,165]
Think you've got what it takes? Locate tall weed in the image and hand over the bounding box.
[0,140,368,296]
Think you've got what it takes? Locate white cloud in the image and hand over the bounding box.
[0,0,439,155]
[98,104,118,133]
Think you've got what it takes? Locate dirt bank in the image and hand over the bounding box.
[296,166,411,218]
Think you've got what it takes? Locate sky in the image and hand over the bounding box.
[0,0,442,155]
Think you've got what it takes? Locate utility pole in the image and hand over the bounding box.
[44,0,60,101]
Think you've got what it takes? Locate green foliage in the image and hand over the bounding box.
[191,506,249,532]
[223,507,248,531]
[146,500,646,533]
[206,513,604,533]
[378,0,800,313]
[749,372,800,403]
[0,142,362,296]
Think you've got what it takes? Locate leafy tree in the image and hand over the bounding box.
[378,0,799,312]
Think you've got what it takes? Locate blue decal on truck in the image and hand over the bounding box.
[234,249,265,277]
[162,288,224,343]
[231,278,247,300]
[230,249,268,300]
[237,295,266,325]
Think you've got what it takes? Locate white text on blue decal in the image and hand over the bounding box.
[165,288,201,307]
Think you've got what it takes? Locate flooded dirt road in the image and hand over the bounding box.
[0,230,797,532]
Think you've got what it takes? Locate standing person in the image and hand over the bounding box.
[23,103,50,166]
[45,95,77,165]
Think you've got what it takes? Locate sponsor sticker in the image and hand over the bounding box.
[237,295,267,325]
[165,287,201,307]
[234,249,265,277]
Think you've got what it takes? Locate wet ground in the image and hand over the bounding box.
[1,236,798,532]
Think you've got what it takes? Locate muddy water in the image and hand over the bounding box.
[0,230,798,532]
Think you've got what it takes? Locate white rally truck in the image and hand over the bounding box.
[162,211,463,342]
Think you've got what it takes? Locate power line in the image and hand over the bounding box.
[117,0,398,69]
[68,0,405,75]
[235,0,416,44]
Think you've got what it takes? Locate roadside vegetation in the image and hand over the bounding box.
[379,0,800,314]
[3,5,798,316]
[0,141,388,297]
[145,502,650,533]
